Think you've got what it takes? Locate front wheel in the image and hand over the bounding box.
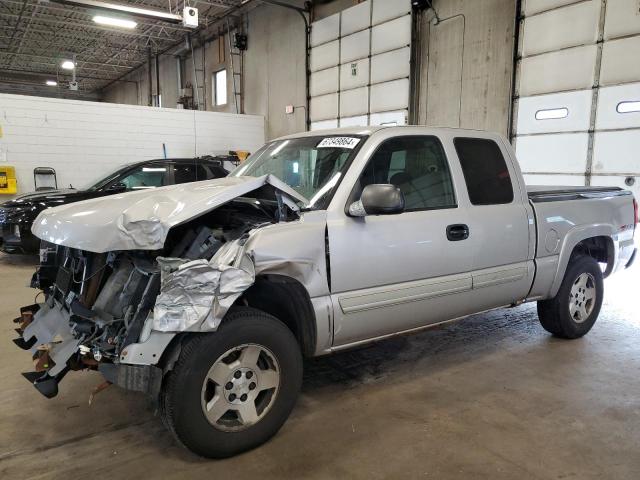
[160,307,303,458]
[537,255,604,339]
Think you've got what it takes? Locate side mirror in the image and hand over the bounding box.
[349,184,405,217]
[108,182,127,192]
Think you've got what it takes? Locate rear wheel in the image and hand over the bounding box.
[537,255,604,339]
[160,307,303,458]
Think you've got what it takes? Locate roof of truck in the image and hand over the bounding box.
[274,125,500,142]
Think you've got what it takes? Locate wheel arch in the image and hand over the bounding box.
[550,228,616,297]
[234,274,318,358]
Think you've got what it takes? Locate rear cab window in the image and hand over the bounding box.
[454,137,514,205]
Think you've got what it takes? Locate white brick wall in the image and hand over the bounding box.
[0,94,265,194]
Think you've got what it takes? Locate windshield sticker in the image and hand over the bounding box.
[317,137,361,149]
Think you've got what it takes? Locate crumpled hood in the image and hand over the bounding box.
[31,175,308,253]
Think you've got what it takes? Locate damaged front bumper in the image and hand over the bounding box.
[14,178,305,401]
[13,299,176,400]
[14,234,257,401]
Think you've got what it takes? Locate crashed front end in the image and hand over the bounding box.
[13,175,304,401]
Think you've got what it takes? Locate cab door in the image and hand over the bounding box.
[326,134,476,347]
[452,136,534,310]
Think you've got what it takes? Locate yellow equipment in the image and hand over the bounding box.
[0,166,17,195]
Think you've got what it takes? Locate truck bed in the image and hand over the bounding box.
[527,185,632,203]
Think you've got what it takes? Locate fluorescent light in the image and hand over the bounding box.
[617,101,640,114]
[61,60,75,70]
[93,15,137,29]
[46,80,57,86]
[535,107,569,120]
[142,167,167,172]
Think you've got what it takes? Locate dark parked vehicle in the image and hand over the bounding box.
[0,157,229,254]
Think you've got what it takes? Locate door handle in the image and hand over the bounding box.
[447,224,469,241]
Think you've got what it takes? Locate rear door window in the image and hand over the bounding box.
[173,163,198,184]
[454,138,514,205]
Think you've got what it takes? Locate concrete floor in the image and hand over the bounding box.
[0,253,639,479]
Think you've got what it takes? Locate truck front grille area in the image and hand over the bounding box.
[16,243,161,398]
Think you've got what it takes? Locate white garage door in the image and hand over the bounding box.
[309,0,412,130]
[513,0,640,198]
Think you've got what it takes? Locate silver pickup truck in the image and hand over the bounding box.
[13,127,637,458]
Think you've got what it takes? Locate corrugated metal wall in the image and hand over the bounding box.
[513,0,640,198]
[309,0,412,130]
[0,93,265,194]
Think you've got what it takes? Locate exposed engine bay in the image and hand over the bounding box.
[14,187,299,400]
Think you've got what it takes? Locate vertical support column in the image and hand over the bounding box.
[147,47,153,107]
[585,0,607,186]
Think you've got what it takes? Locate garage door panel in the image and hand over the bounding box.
[310,1,411,129]
[311,13,340,47]
[310,93,339,122]
[600,37,640,86]
[341,30,370,64]
[340,87,369,117]
[341,1,371,36]
[604,0,640,40]
[515,133,589,173]
[522,0,600,57]
[339,115,369,128]
[371,15,411,55]
[310,67,339,97]
[593,130,640,174]
[519,45,597,96]
[370,79,410,113]
[590,175,640,198]
[523,173,586,186]
[310,40,339,72]
[596,83,640,130]
[372,0,410,25]
[516,90,592,134]
[370,47,411,84]
[524,0,583,16]
[370,110,408,126]
[311,119,339,131]
[340,59,370,91]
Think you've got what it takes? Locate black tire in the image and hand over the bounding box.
[537,255,604,339]
[160,307,303,458]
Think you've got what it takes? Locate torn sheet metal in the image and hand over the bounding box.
[152,239,255,332]
[22,302,79,376]
[31,175,309,254]
[243,210,330,298]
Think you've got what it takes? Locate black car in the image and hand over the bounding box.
[0,157,229,254]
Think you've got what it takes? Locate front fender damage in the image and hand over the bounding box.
[153,239,255,332]
[14,182,315,402]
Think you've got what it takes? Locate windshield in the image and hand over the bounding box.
[230,135,365,209]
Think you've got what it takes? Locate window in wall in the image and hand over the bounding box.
[535,107,568,120]
[454,138,514,206]
[617,101,640,114]
[214,69,227,106]
[356,136,457,211]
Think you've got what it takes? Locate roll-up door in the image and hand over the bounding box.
[309,0,412,130]
[513,0,640,197]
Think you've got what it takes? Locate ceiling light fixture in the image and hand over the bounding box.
[61,60,75,70]
[46,80,58,86]
[93,15,137,29]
